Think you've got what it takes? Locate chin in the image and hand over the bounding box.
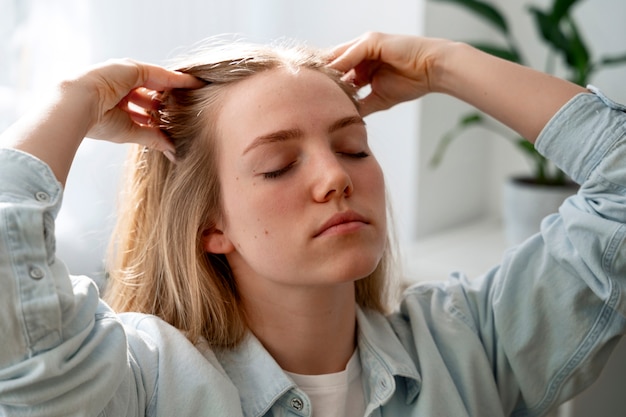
[329,250,383,283]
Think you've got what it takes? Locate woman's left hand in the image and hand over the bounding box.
[329,32,447,116]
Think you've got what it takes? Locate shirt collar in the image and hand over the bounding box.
[356,306,422,405]
[213,308,422,417]
[214,333,295,417]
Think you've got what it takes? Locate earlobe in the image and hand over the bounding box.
[202,228,235,254]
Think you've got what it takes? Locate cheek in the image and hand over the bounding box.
[359,162,386,203]
[220,176,301,242]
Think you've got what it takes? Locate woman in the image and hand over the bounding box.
[0,32,624,417]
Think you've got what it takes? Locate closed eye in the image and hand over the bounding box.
[341,151,370,159]
[263,161,296,179]
[262,152,368,179]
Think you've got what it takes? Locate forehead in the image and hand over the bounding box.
[216,68,359,146]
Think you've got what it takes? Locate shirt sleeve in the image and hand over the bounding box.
[479,89,626,414]
[401,89,626,417]
[0,149,145,416]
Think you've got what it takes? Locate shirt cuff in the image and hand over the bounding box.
[535,86,626,185]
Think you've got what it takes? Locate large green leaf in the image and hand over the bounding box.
[529,7,569,51]
[550,0,581,22]
[529,6,590,80]
[563,18,591,85]
[431,0,509,35]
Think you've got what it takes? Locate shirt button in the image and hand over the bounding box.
[35,191,50,202]
[29,266,45,280]
[290,397,304,411]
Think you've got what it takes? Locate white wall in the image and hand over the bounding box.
[1,0,426,280]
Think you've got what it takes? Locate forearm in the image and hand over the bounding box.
[431,42,587,143]
[0,79,96,186]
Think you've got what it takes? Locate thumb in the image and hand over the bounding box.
[357,92,394,117]
[328,38,366,74]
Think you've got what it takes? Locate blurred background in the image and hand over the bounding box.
[0,0,422,281]
[1,0,625,415]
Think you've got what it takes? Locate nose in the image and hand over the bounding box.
[312,151,354,202]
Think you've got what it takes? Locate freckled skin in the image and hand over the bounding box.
[210,68,386,292]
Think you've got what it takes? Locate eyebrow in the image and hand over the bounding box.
[242,115,366,155]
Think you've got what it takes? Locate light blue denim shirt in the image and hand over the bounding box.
[1,88,625,417]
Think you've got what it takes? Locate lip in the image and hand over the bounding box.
[314,210,370,237]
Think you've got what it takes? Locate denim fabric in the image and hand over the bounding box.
[0,89,625,417]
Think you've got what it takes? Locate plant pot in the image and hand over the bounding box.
[502,177,579,247]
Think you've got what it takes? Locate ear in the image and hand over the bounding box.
[201,227,235,254]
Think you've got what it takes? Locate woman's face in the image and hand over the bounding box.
[206,67,386,292]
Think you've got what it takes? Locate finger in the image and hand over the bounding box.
[328,40,366,74]
[328,32,382,74]
[124,87,161,112]
[136,63,205,92]
[351,60,383,88]
[328,37,360,63]
[119,122,178,162]
[358,93,389,117]
[97,59,204,98]
[126,107,152,127]
[90,106,174,153]
[117,89,159,128]
[130,125,174,152]
[123,109,173,152]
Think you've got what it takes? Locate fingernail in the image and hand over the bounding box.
[163,149,177,163]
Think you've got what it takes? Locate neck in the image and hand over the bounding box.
[241,282,357,375]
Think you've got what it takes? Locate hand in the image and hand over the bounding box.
[330,32,585,141]
[329,32,448,116]
[80,59,204,154]
[1,59,203,184]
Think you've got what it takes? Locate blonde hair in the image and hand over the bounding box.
[104,38,397,348]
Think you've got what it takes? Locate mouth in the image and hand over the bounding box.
[314,210,370,238]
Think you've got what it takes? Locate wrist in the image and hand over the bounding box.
[1,74,99,185]
[54,76,101,133]
[428,41,476,96]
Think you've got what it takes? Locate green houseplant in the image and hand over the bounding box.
[429,0,626,185]
[428,0,626,245]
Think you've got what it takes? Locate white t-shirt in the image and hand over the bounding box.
[285,350,366,417]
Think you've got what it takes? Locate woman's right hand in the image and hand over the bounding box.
[80,59,203,152]
[1,59,202,184]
